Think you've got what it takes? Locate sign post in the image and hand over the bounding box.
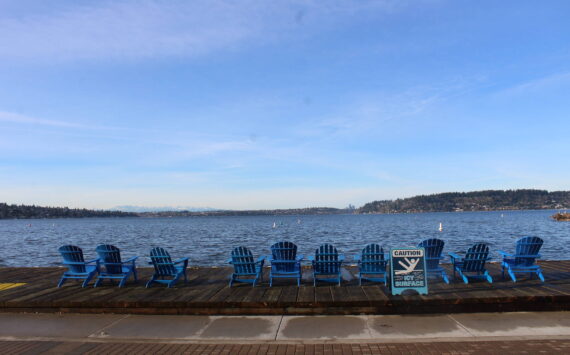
[390,247,428,295]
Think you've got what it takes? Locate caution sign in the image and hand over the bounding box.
[390,247,428,295]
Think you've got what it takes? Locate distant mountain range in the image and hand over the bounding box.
[111,205,218,213]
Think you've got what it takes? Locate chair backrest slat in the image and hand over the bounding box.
[418,238,445,271]
[59,245,86,273]
[231,246,256,274]
[463,243,490,272]
[514,236,543,266]
[315,244,340,274]
[96,244,123,274]
[271,241,298,272]
[360,243,385,273]
[150,247,176,275]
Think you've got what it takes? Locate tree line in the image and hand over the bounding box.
[0,203,137,219]
[358,189,570,214]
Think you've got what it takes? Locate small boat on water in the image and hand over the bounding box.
[552,212,570,221]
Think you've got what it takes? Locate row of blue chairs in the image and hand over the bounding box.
[57,236,544,289]
[58,245,187,288]
[229,237,546,287]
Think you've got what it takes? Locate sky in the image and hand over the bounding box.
[1,0,570,210]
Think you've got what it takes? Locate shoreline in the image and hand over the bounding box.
[0,208,566,220]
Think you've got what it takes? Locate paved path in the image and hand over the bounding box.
[1,312,570,353]
[2,339,570,354]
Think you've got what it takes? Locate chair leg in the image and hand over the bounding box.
[441,270,450,284]
[459,271,468,284]
[82,273,95,288]
[168,276,179,288]
[507,268,517,282]
[485,271,493,284]
[132,268,138,282]
[94,277,102,288]
[537,269,545,282]
[119,276,127,288]
[57,276,66,288]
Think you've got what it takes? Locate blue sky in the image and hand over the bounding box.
[1,0,569,210]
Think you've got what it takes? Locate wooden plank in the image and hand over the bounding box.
[260,287,281,304]
[277,286,298,305]
[296,286,315,304]
[2,262,570,315]
[361,285,390,302]
[314,286,333,304]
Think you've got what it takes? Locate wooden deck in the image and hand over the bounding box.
[1,261,570,315]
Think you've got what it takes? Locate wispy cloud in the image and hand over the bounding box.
[0,0,403,61]
[497,72,570,97]
[0,111,100,129]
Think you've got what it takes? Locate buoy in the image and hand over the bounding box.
[272,222,277,228]
[297,219,301,224]
[439,223,443,232]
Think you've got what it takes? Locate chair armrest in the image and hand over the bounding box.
[86,259,99,264]
[308,255,315,262]
[498,251,512,258]
[448,252,461,263]
[174,257,189,265]
[124,256,138,263]
[338,254,345,261]
[513,253,542,259]
[354,254,361,261]
[256,256,266,264]
[227,258,233,264]
[296,254,304,261]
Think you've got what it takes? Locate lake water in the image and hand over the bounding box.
[0,210,568,267]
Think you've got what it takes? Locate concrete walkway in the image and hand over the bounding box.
[1,311,570,343]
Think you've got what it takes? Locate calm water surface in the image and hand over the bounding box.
[0,210,568,267]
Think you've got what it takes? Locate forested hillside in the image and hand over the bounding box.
[0,203,137,219]
[358,189,570,214]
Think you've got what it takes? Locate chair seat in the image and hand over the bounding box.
[63,265,98,276]
[100,265,133,275]
[503,259,540,268]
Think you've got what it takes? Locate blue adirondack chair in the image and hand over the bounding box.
[94,244,138,287]
[269,241,303,287]
[418,238,450,284]
[499,236,545,282]
[354,244,387,286]
[228,246,265,287]
[449,243,493,284]
[57,245,100,287]
[146,247,189,288]
[309,244,344,286]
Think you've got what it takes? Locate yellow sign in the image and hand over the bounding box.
[0,283,26,291]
